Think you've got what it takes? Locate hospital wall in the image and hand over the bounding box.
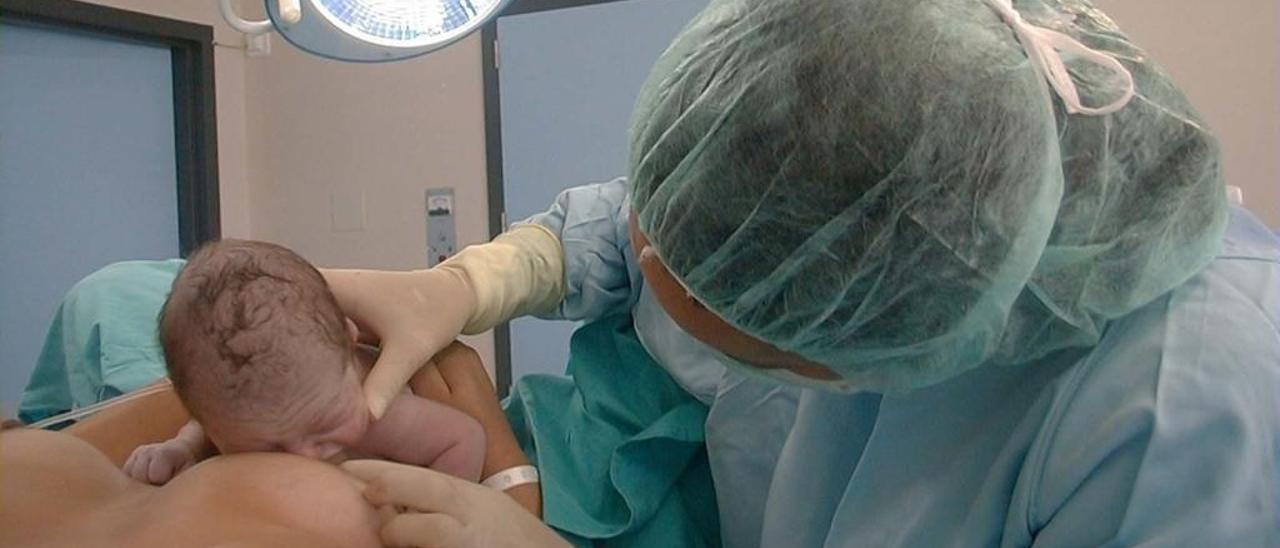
[1097,0,1280,227]
[66,1,497,374]
[236,3,497,369]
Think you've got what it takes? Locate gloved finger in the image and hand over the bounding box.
[342,459,404,481]
[342,459,433,488]
[376,504,399,526]
[380,512,466,548]
[363,340,440,419]
[344,460,471,514]
[342,470,370,494]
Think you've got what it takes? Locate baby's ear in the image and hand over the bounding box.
[344,317,359,343]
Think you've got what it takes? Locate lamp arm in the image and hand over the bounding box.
[218,0,275,35]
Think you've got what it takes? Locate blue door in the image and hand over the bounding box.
[496,0,707,380]
[0,21,181,414]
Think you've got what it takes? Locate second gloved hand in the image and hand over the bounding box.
[343,459,569,548]
[323,267,477,418]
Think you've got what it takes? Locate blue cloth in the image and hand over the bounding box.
[526,179,798,548]
[504,313,719,547]
[524,179,1280,546]
[19,260,181,423]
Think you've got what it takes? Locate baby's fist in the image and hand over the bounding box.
[124,440,197,485]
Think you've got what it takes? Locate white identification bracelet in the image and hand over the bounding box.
[481,465,540,491]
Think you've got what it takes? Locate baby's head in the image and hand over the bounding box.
[160,239,369,460]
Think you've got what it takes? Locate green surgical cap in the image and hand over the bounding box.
[629,0,1228,392]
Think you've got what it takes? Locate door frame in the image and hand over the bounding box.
[481,0,630,395]
[0,0,221,255]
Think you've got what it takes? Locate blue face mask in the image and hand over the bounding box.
[707,346,857,394]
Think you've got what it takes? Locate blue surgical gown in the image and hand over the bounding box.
[526,178,1280,546]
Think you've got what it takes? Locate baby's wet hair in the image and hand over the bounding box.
[159,239,351,422]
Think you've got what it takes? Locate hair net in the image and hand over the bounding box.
[628,0,1228,392]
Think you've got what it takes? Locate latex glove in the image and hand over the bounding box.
[324,224,565,418]
[343,460,569,548]
[323,266,476,419]
[124,439,197,485]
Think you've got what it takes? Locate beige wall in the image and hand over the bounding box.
[79,0,253,238]
[1097,0,1280,228]
[239,6,494,366]
[72,0,494,370]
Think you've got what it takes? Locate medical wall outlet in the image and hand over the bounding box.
[247,33,271,57]
[426,187,456,267]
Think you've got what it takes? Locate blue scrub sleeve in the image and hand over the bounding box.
[521,178,643,322]
[1024,223,1280,546]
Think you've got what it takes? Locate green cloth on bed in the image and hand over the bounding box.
[19,260,181,423]
[504,313,721,547]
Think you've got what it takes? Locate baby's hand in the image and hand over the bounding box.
[124,439,197,485]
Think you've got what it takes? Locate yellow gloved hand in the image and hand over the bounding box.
[448,223,565,334]
[323,266,475,419]
[342,460,570,548]
[323,224,564,418]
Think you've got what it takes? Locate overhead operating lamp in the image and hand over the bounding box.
[218,0,510,62]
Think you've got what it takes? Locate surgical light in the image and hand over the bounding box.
[219,0,510,62]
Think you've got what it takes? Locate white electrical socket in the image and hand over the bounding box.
[247,33,272,57]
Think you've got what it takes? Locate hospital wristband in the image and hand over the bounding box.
[481,465,540,491]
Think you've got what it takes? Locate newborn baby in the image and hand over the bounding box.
[124,239,484,485]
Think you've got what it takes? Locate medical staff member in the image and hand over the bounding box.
[331,0,1280,545]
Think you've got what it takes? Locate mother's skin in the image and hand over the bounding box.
[2,343,536,547]
[2,386,381,547]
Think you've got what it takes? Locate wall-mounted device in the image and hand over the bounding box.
[426,187,456,267]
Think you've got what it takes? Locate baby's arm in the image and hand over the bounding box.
[123,419,210,485]
[356,393,486,482]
